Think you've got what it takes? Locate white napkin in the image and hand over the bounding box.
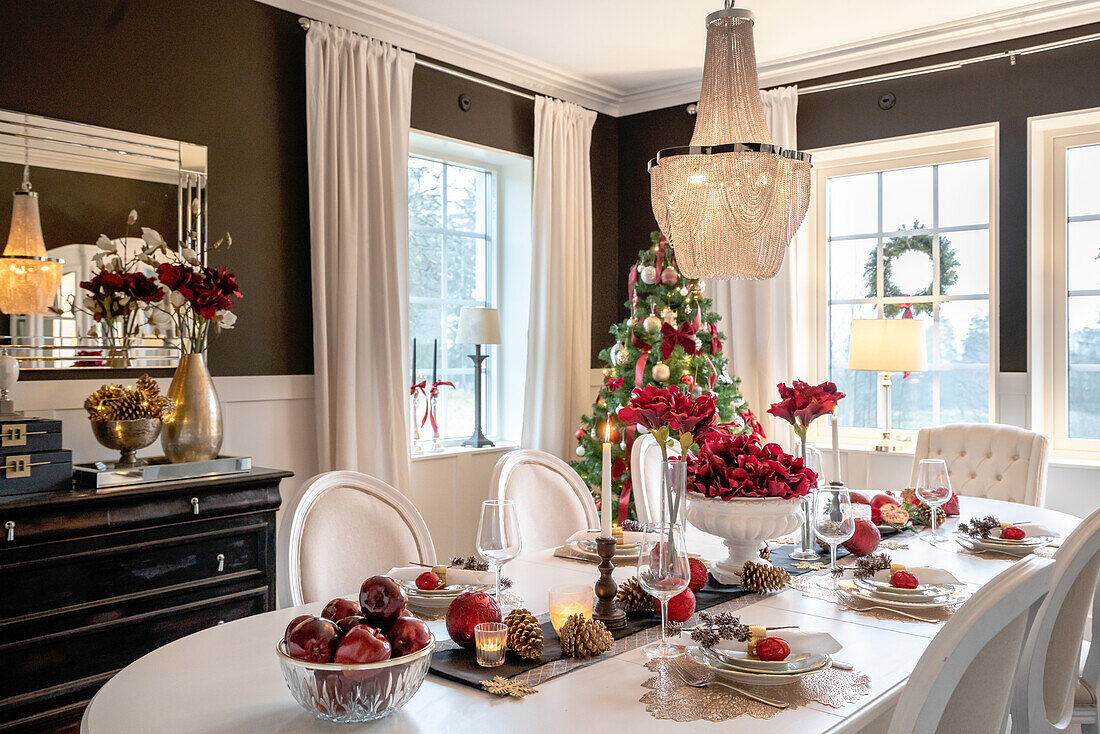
[871,567,960,585]
[385,566,495,587]
[672,629,842,655]
[989,523,1056,539]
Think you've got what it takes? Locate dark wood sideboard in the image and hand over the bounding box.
[0,467,291,733]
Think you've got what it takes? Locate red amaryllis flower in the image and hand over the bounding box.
[767,380,846,440]
[617,384,688,432]
[156,263,197,300]
[688,430,815,501]
[205,266,242,299]
[670,391,717,443]
[193,289,231,320]
[124,272,165,303]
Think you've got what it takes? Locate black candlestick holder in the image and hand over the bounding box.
[593,537,626,630]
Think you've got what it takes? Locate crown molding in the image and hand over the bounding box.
[259,0,1100,118]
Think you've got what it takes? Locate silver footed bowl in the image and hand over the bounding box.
[90,418,162,469]
[277,637,435,723]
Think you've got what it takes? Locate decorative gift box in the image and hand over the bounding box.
[0,418,63,456]
[0,449,73,496]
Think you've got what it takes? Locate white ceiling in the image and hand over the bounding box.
[261,0,1100,115]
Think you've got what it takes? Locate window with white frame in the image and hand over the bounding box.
[1033,113,1100,456]
[813,131,997,441]
[408,154,495,441]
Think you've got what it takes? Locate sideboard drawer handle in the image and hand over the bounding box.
[4,521,12,542]
[216,553,225,572]
[191,497,200,515]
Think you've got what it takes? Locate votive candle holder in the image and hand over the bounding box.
[548,584,594,634]
[474,622,508,667]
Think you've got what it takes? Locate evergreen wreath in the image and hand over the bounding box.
[863,220,959,317]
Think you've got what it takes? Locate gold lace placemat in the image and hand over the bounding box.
[640,656,870,722]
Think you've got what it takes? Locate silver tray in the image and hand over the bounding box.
[74,456,253,489]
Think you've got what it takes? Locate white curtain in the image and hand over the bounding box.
[522,96,598,457]
[306,22,415,490]
[709,85,806,449]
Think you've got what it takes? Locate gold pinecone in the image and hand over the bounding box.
[759,543,771,561]
[900,488,946,526]
[615,576,655,612]
[559,614,613,658]
[136,373,159,398]
[738,561,790,593]
[504,608,544,660]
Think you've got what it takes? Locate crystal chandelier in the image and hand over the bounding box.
[649,1,811,280]
[0,128,62,315]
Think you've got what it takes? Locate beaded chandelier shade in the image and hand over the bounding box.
[649,3,811,280]
[0,184,62,315]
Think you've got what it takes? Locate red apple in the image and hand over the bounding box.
[849,492,871,505]
[335,615,370,636]
[320,597,362,622]
[387,615,432,657]
[334,624,391,664]
[871,493,900,510]
[285,615,341,663]
[416,571,442,590]
[284,614,313,643]
[359,575,408,632]
[842,518,881,557]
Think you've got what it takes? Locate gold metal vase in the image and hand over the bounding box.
[161,353,223,463]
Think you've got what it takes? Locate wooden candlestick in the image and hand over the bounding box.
[593,537,626,630]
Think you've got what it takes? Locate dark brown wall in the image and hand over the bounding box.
[618,24,1100,373]
[410,62,619,366]
[0,0,312,377]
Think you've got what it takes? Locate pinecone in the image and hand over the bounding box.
[504,608,544,660]
[759,543,771,561]
[901,488,947,527]
[615,576,655,612]
[112,392,145,420]
[136,373,159,398]
[559,614,613,658]
[738,561,789,593]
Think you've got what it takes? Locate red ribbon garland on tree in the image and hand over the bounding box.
[619,425,637,523]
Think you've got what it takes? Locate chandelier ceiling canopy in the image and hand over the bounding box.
[649,1,811,281]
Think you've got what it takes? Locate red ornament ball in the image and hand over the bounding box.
[1002,525,1026,540]
[755,637,791,662]
[660,267,678,286]
[415,571,441,590]
[445,590,501,648]
[687,557,709,592]
[890,570,919,589]
[575,428,587,440]
[842,518,881,557]
[655,587,696,623]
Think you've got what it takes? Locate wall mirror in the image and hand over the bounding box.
[0,109,207,372]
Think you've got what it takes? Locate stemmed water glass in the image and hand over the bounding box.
[638,522,691,659]
[476,499,522,604]
[812,486,855,589]
[916,458,953,546]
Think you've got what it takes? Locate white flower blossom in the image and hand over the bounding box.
[191,198,201,216]
[169,291,186,309]
[127,209,138,226]
[218,311,237,329]
[181,247,199,265]
[141,227,166,251]
[96,234,116,252]
[83,296,97,310]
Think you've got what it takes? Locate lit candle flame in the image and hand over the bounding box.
[604,422,611,442]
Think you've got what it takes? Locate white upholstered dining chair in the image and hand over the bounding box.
[888,555,1056,734]
[490,450,598,552]
[909,423,1050,506]
[629,432,665,525]
[1010,506,1100,734]
[282,471,436,606]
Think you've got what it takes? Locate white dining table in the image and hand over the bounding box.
[80,497,1081,734]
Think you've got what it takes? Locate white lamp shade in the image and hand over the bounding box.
[848,318,927,373]
[456,307,501,345]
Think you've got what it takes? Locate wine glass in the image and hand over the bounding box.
[637,522,691,659]
[476,499,522,603]
[812,486,855,589]
[916,459,953,546]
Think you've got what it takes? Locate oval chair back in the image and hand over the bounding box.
[490,450,598,552]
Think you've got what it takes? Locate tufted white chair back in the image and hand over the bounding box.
[888,556,1056,734]
[909,423,1049,506]
[282,471,436,606]
[1010,506,1100,733]
[629,433,665,525]
[491,450,598,552]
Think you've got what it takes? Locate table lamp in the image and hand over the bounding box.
[848,318,927,452]
[457,307,500,448]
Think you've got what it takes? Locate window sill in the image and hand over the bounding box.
[1047,452,1100,470]
[411,441,518,462]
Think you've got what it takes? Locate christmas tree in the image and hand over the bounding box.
[570,232,758,522]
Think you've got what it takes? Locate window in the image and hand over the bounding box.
[812,129,997,443]
[408,154,495,441]
[1063,140,1100,441]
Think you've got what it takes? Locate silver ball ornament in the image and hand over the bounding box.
[643,314,662,332]
[576,445,585,457]
[679,286,690,297]
[640,265,657,285]
[652,362,671,382]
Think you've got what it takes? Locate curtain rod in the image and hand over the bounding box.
[297,17,536,101]
[797,30,1100,95]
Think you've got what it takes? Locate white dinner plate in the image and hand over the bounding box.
[838,580,967,609]
[705,647,815,673]
[689,647,830,686]
[955,534,1052,556]
[576,539,641,556]
[854,578,957,602]
[855,577,947,596]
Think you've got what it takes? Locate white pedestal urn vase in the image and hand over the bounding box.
[684,494,805,584]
